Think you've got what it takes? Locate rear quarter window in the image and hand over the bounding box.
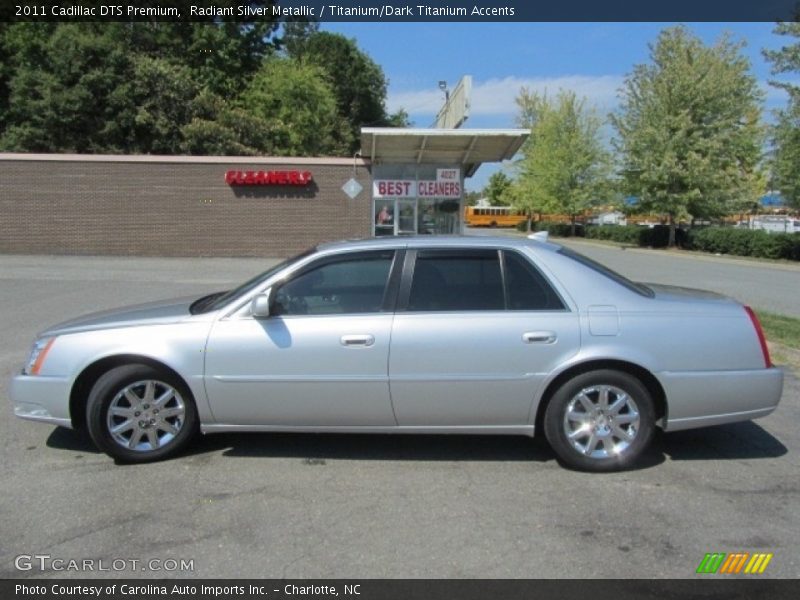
[503,251,566,310]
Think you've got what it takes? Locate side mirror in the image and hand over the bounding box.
[251,290,273,318]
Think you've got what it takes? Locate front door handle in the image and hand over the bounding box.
[523,331,557,344]
[340,334,375,347]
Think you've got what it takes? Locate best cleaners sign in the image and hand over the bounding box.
[373,169,461,199]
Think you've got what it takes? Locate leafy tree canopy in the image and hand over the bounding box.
[612,25,765,243]
[286,30,410,152]
[763,20,800,97]
[240,58,342,156]
[483,171,513,206]
[514,89,612,235]
[0,19,407,157]
[764,19,800,208]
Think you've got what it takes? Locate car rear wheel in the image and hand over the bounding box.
[544,369,655,472]
[86,364,198,463]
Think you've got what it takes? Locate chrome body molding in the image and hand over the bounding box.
[200,424,537,436]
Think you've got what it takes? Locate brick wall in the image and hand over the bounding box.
[0,156,372,257]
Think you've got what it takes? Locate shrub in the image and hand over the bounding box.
[690,227,800,260]
[643,225,673,248]
[585,225,643,245]
[750,233,792,259]
[532,222,800,260]
[536,221,584,237]
[788,235,800,261]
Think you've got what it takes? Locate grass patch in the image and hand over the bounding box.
[757,311,800,349]
[757,310,800,375]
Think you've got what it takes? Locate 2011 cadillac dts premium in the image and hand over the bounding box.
[11,236,783,471]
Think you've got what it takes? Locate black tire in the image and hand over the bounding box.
[543,369,655,472]
[86,364,198,463]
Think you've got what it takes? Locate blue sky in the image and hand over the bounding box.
[323,22,798,191]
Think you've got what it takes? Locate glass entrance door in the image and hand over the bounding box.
[397,200,417,235]
[373,199,419,236]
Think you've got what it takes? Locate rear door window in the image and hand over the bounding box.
[404,248,566,312]
[407,250,504,311]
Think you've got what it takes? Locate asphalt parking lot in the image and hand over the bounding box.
[1,253,798,579]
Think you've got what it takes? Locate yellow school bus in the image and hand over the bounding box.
[464,206,527,228]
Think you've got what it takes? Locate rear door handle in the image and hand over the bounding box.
[523,331,557,344]
[340,334,375,347]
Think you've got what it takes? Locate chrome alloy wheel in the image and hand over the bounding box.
[106,379,186,452]
[562,385,640,459]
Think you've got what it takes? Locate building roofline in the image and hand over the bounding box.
[0,153,370,166]
[360,127,530,137]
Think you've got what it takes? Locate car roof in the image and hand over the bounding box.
[316,235,563,254]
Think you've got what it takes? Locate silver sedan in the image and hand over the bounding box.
[11,235,783,471]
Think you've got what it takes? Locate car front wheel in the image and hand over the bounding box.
[544,369,655,472]
[86,364,198,462]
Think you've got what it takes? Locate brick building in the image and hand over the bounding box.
[0,128,527,258]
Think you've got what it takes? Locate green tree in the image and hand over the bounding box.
[515,90,611,236]
[763,20,800,97]
[463,190,482,206]
[771,101,800,208]
[0,23,134,152]
[0,19,405,158]
[612,25,765,245]
[123,16,279,98]
[484,171,513,206]
[181,90,275,156]
[239,58,342,156]
[280,20,320,58]
[127,57,199,154]
[764,20,800,209]
[0,23,11,132]
[288,31,409,152]
[0,19,281,154]
[514,86,549,129]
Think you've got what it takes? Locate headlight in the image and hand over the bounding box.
[23,337,56,375]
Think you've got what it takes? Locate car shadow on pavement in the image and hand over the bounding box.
[43,421,786,466]
[190,432,556,463]
[45,426,101,454]
[657,421,787,461]
[190,422,786,467]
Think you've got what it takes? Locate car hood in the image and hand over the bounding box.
[41,295,201,336]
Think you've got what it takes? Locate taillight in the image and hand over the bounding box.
[744,306,771,368]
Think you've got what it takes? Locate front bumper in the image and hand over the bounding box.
[661,367,784,432]
[10,374,73,428]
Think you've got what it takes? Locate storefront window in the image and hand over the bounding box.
[371,164,463,237]
[418,199,461,235]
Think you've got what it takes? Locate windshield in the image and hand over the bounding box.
[557,246,654,298]
[190,247,316,314]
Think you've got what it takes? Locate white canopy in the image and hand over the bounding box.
[360,128,529,177]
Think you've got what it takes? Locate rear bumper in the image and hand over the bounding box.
[10,374,73,428]
[661,367,783,432]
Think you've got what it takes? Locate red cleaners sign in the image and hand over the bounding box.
[225,170,313,186]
